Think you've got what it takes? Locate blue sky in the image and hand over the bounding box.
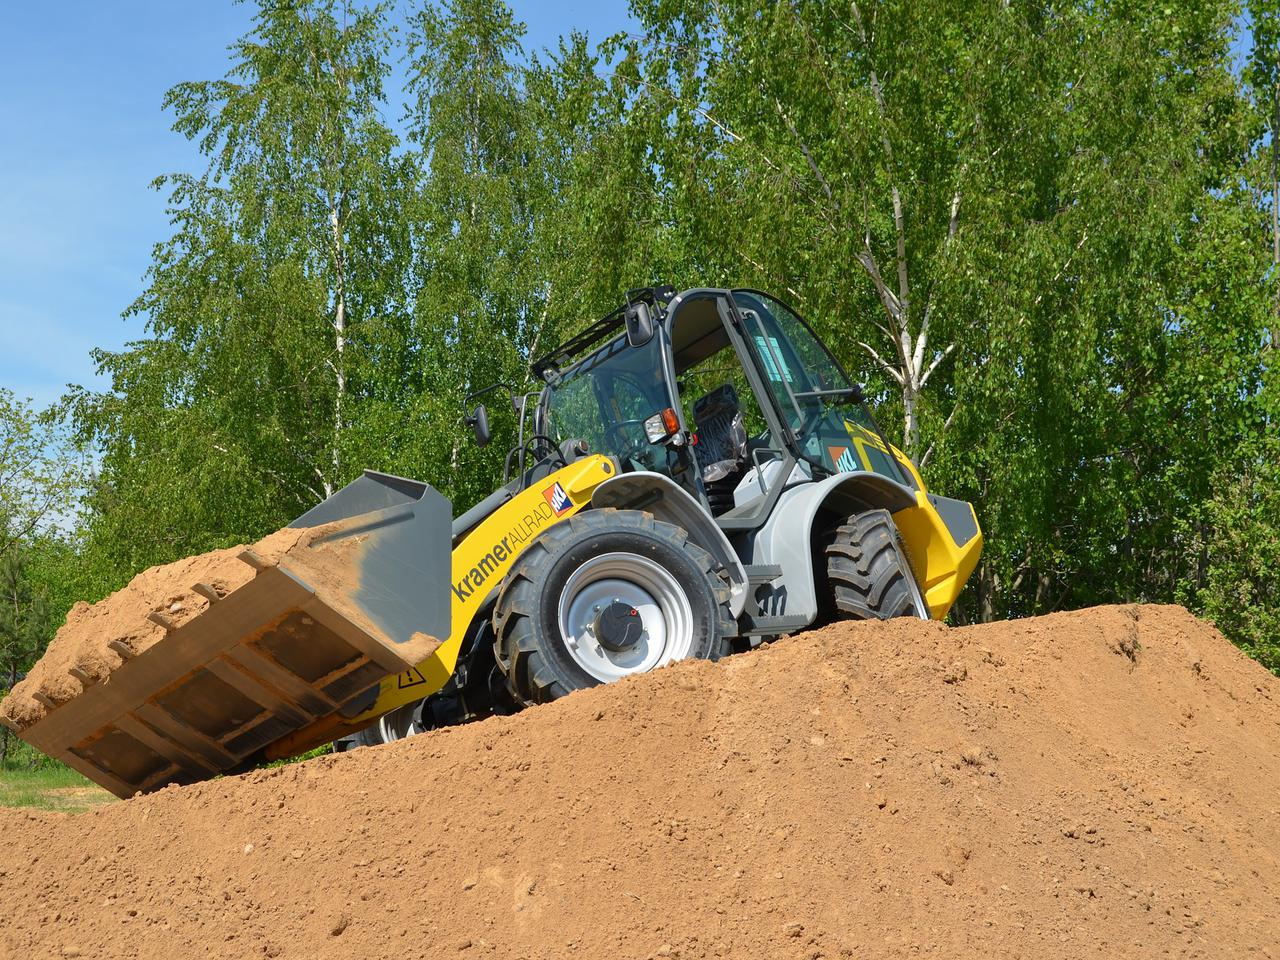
[0,1,635,411]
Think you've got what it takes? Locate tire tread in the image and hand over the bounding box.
[494,509,735,705]
[823,509,919,620]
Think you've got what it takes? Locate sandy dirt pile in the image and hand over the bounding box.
[2,604,1279,959]
[0,527,312,730]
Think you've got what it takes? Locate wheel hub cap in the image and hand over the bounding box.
[593,601,644,652]
[556,552,696,682]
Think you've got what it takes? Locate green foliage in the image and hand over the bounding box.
[72,0,415,579]
[0,538,72,765]
[593,0,1280,638]
[389,0,556,507]
[0,546,52,695]
[0,389,86,551]
[8,0,1273,670]
[1183,435,1280,671]
[0,392,87,763]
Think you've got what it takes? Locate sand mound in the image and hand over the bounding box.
[0,528,315,729]
[2,604,1278,959]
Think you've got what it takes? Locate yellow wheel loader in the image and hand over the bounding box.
[11,287,982,796]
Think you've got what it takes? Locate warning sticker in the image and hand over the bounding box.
[397,666,429,689]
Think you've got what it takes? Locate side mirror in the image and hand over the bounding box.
[465,404,490,447]
[625,301,655,347]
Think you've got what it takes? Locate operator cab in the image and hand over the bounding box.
[533,287,915,525]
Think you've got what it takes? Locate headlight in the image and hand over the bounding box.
[643,407,682,443]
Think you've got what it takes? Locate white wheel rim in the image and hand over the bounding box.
[556,552,696,682]
[377,702,425,743]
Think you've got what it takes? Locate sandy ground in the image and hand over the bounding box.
[1,604,1278,959]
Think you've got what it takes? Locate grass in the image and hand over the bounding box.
[0,760,116,813]
[0,739,334,813]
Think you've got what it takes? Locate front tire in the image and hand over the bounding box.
[331,724,382,752]
[824,509,924,620]
[377,702,427,742]
[493,508,735,704]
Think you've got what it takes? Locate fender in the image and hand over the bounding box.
[591,471,749,619]
[742,471,928,627]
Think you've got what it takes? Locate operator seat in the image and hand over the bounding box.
[692,383,748,514]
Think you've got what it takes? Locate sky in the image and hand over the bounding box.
[0,1,635,411]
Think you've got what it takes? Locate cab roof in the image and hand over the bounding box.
[530,285,677,381]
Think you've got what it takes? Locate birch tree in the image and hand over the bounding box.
[395,0,579,507]
[614,0,1029,458]
[76,0,412,571]
[59,0,1280,662]
[610,0,1266,627]
[158,0,409,497]
[1249,0,1280,352]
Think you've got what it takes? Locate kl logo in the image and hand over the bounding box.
[544,481,572,516]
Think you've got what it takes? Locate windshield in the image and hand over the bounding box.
[541,329,684,475]
[731,290,914,487]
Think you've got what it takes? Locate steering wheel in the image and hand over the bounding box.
[603,418,649,460]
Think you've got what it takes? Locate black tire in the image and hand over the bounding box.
[824,509,921,620]
[331,724,382,752]
[493,508,735,705]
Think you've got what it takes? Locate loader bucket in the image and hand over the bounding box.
[7,471,451,799]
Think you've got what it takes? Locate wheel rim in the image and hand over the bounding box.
[377,702,426,743]
[556,552,696,682]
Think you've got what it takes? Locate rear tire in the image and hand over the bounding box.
[824,509,923,620]
[493,508,735,705]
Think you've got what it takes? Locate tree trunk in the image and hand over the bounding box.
[978,561,997,623]
[1034,570,1051,612]
[1272,80,1279,351]
[902,379,920,455]
[329,203,346,500]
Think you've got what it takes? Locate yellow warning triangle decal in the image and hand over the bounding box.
[397,666,429,689]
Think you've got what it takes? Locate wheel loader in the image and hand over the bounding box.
[6,286,982,797]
